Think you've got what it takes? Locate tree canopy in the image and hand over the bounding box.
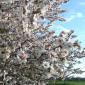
[0,0,85,85]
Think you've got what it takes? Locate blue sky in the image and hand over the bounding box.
[50,0,85,77]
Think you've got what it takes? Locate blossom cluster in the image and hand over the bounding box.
[0,0,85,85]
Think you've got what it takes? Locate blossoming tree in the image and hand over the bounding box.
[0,0,85,85]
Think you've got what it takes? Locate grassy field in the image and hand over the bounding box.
[48,80,85,85]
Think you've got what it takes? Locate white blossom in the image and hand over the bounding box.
[42,61,50,69]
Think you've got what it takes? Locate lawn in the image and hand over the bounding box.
[48,80,85,85]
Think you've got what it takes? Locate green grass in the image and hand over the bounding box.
[48,80,85,85]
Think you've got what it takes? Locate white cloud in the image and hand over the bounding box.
[56,25,70,32]
[66,15,75,22]
[79,2,85,6]
[66,12,83,22]
[56,25,65,29]
[76,12,83,18]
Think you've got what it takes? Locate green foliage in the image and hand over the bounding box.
[48,80,85,85]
